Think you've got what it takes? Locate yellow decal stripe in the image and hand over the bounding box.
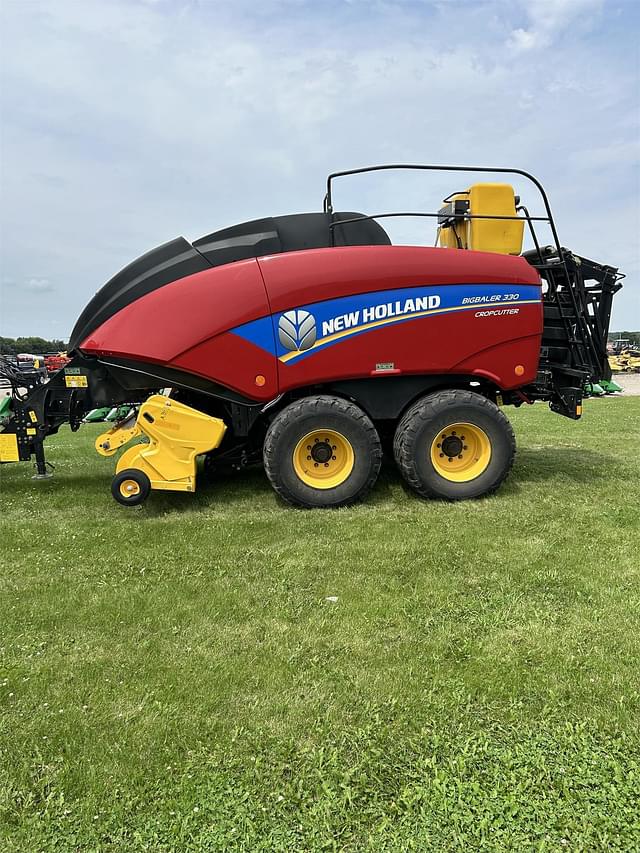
[279,299,539,364]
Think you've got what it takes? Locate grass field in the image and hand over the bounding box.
[1,397,639,851]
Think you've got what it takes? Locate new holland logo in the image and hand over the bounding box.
[278,309,317,352]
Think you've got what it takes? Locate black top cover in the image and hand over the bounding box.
[68,237,210,351]
[193,212,390,267]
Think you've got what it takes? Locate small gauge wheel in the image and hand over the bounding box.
[111,469,151,506]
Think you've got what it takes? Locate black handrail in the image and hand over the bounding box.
[330,211,549,225]
[323,163,600,378]
[324,162,563,250]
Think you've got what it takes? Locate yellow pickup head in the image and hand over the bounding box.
[114,395,227,493]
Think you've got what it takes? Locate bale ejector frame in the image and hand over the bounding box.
[324,164,623,418]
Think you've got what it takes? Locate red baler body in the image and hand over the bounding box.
[80,245,542,401]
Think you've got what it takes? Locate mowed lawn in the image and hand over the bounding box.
[1,397,639,851]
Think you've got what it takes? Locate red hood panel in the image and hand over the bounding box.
[258,245,540,312]
[80,258,269,362]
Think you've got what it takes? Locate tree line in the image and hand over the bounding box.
[0,336,68,356]
[609,331,640,346]
[1,330,638,356]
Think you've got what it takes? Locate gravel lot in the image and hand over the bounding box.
[610,372,640,396]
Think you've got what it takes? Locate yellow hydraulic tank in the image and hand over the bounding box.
[438,183,524,255]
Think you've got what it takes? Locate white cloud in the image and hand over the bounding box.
[507,0,604,52]
[508,27,540,52]
[24,278,54,293]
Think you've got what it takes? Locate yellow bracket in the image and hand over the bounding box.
[96,416,140,457]
[98,394,226,494]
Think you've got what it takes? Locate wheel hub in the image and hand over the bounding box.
[430,422,491,483]
[310,441,332,463]
[441,435,463,458]
[293,429,355,489]
[120,478,141,497]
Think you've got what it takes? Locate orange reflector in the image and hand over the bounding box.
[514,364,525,376]
[576,405,582,415]
[255,374,266,387]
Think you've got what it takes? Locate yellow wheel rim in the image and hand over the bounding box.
[119,478,141,498]
[430,422,491,483]
[293,429,355,489]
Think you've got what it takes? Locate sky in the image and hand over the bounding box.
[0,0,639,338]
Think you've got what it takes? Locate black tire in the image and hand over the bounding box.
[263,395,382,508]
[393,389,515,500]
[111,469,151,506]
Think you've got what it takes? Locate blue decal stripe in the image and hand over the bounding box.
[231,282,541,364]
[232,315,275,352]
[279,299,539,364]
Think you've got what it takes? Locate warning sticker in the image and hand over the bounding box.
[29,411,38,423]
[0,434,19,462]
[65,375,88,388]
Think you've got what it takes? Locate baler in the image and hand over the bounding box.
[0,164,623,507]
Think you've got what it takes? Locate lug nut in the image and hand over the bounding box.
[332,455,336,460]
[437,443,441,448]
[307,455,311,460]
[458,455,463,459]
[324,463,329,467]
[463,445,468,450]
[314,462,318,467]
